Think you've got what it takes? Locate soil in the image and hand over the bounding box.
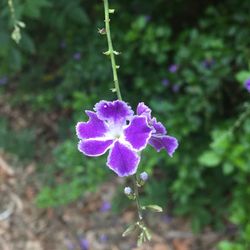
[0,151,226,250]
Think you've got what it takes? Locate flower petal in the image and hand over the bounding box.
[78,139,114,156]
[149,135,178,156]
[76,111,108,139]
[124,116,152,151]
[94,100,133,124]
[136,102,151,121]
[152,118,166,134]
[107,141,140,177]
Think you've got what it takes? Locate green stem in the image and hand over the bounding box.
[230,102,250,133]
[103,0,143,223]
[133,175,143,221]
[103,0,122,100]
[7,0,16,21]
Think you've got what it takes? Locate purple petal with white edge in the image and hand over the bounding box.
[76,111,108,139]
[152,118,166,134]
[78,139,113,156]
[162,136,178,156]
[94,100,133,124]
[124,116,152,151]
[149,135,178,156]
[107,141,140,177]
[136,102,151,121]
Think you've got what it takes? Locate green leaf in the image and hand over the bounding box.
[223,163,234,175]
[235,71,250,84]
[122,224,136,237]
[144,227,152,241]
[198,151,221,167]
[142,204,163,212]
[137,232,144,247]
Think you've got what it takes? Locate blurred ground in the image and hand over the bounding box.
[0,151,226,250]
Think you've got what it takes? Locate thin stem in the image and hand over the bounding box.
[103,0,143,223]
[132,175,143,221]
[7,0,16,21]
[103,0,122,100]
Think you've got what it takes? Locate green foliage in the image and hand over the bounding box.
[1,0,250,248]
[36,139,108,207]
[0,118,36,161]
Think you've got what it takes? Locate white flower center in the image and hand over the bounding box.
[105,123,124,140]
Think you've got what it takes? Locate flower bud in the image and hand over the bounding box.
[140,172,148,182]
[124,186,135,200]
[124,186,132,195]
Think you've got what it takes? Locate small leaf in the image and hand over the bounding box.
[113,50,121,55]
[198,151,221,167]
[137,232,144,246]
[143,227,152,241]
[17,21,26,28]
[109,9,115,13]
[98,28,106,35]
[122,224,136,237]
[103,50,110,56]
[142,205,163,212]
[110,88,116,92]
[235,71,250,84]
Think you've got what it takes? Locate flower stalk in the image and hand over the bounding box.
[102,0,148,241]
[103,0,122,100]
[100,1,169,245]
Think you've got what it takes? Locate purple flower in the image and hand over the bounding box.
[162,78,169,87]
[162,214,173,224]
[145,15,151,22]
[100,201,111,212]
[73,52,81,60]
[172,84,180,93]
[0,76,8,85]
[76,100,152,177]
[137,103,178,156]
[202,58,215,69]
[168,64,179,73]
[244,78,250,92]
[65,240,75,250]
[79,238,89,250]
[99,234,108,242]
[60,40,67,49]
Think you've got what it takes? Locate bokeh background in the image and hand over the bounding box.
[0,0,250,249]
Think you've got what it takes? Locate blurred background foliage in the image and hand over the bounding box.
[0,0,250,249]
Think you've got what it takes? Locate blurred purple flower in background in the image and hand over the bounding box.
[99,234,108,242]
[0,76,8,85]
[79,237,89,250]
[162,214,173,224]
[65,240,75,250]
[73,52,81,60]
[202,58,215,69]
[100,201,111,212]
[162,78,169,86]
[168,64,179,73]
[172,84,180,93]
[145,15,152,22]
[60,40,67,49]
[244,78,250,92]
